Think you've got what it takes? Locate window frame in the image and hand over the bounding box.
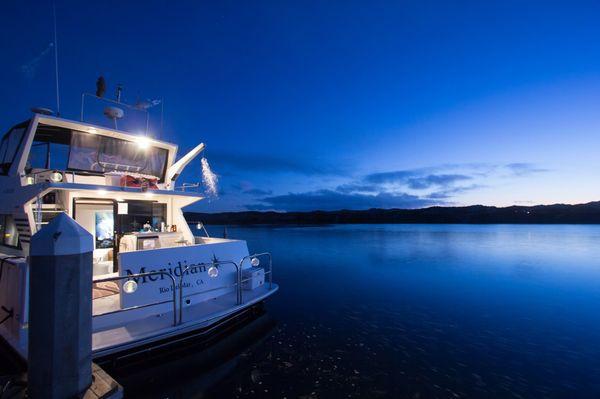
[0,121,29,175]
[0,214,21,250]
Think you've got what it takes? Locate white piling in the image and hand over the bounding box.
[28,213,93,398]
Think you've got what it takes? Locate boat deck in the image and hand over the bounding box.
[92,284,278,358]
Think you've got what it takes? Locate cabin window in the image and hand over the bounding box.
[26,124,71,171]
[0,127,26,175]
[3,216,19,247]
[27,140,70,171]
[117,201,166,234]
[0,215,20,249]
[69,131,168,180]
[28,124,169,181]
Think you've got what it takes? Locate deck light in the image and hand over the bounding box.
[123,280,138,294]
[208,266,219,278]
[50,171,63,182]
[251,257,260,267]
[26,176,34,185]
[136,136,151,150]
[97,189,108,196]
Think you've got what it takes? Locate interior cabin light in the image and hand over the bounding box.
[50,171,63,182]
[207,266,219,278]
[123,280,138,294]
[251,257,260,267]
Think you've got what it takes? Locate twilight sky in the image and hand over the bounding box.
[2,1,600,212]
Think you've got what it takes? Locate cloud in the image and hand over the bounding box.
[424,184,484,199]
[243,188,273,196]
[405,174,472,190]
[211,151,346,176]
[364,163,546,190]
[242,162,547,212]
[335,183,380,194]
[230,181,273,196]
[246,190,439,211]
[364,169,472,189]
[364,169,426,184]
[505,163,549,176]
[21,42,54,80]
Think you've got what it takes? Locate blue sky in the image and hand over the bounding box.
[2,1,600,212]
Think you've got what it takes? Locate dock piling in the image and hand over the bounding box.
[28,213,95,398]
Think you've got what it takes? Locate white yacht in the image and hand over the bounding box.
[0,110,278,361]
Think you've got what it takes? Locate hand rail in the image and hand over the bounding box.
[80,92,151,133]
[175,182,201,192]
[178,260,241,324]
[239,252,273,304]
[92,270,178,326]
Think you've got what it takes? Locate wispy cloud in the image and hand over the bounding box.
[212,151,347,176]
[335,183,381,194]
[244,162,548,211]
[243,188,273,196]
[21,42,54,80]
[354,166,480,197]
[247,190,439,211]
[364,170,423,184]
[406,174,472,190]
[231,181,273,196]
[423,184,484,199]
[505,163,549,176]
[365,169,473,190]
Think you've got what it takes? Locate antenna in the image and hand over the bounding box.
[52,2,61,116]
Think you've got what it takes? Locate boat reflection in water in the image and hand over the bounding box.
[101,304,277,398]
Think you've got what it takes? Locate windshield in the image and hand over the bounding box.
[68,131,168,179]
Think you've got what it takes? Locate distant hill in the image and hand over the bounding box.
[185,201,600,225]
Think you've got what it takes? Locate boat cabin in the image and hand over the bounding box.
[0,112,276,360]
[0,113,204,276]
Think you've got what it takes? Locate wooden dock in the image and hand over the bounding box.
[83,364,123,399]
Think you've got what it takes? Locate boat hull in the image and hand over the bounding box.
[0,284,279,364]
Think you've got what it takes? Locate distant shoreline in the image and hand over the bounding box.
[185,201,600,225]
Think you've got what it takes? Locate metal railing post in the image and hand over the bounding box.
[92,270,178,326]
[239,252,273,302]
[178,260,241,325]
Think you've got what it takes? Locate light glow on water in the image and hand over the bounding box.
[122,224,600,398]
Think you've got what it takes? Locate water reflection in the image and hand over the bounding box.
[107,309,277,398]
[201,224,600,399]
[100,225,600,397]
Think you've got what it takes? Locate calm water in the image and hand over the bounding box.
[120,224,600,399]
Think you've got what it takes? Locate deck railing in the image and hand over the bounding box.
[178,260,241,324]
[92,270,178,326]
[239,253,273,302]
[91,253,272,327]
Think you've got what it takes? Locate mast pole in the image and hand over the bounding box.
[53,2,61,116]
